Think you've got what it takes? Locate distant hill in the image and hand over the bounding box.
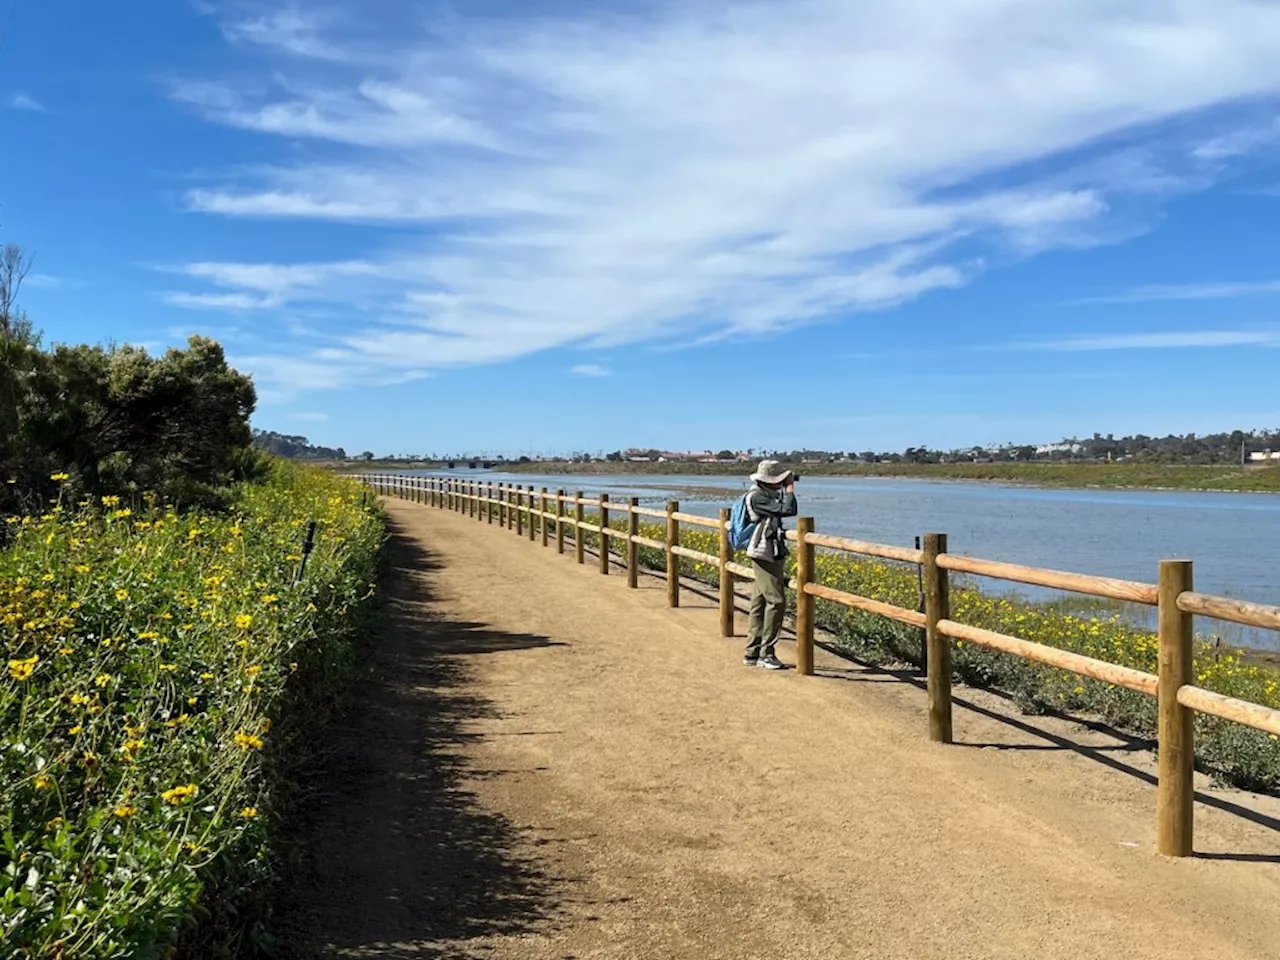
[252,429,347,461]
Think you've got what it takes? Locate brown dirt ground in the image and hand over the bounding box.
[273,498,1280,960]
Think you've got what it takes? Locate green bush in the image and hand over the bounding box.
[1,463,383,956]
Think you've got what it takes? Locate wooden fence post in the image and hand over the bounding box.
[556,490,566,554]
[435,478,441,509]
[627,497,640,588]
[922,533,953,743]
[471,481,478,518]
[526,486,536,541]
[719,508,734,637]
[540,488,549,547]
[599,493,610,575]
[486,482,493,523]
[516,486,524,537]
[574,492,585,564]
[796,517,815,676]
[1158,559,1195,857]
[666,501,680,608]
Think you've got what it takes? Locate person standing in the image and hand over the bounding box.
[743,460,798,670]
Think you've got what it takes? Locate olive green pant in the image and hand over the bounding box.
[745,558,787,659]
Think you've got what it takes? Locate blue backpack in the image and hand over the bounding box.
[728,494,756,550]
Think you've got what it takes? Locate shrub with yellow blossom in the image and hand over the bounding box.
[1,461,382,956]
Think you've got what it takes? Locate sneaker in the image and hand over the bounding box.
[742,656,759,667]
[757,655,787,670]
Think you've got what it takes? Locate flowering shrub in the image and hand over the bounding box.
[1,463,382,956]
[576,511,1280,793]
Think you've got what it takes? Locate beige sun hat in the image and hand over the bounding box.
[750,459,793,484]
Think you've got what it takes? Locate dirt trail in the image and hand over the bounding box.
[277,499,1280,960]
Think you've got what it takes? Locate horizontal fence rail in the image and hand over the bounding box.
[362,473,1280,858]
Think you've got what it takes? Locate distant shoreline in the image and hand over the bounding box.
[328,458,1280,495]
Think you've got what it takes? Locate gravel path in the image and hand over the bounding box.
[277,498,1280,959]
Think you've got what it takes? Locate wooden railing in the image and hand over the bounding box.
[362,473,1280,857]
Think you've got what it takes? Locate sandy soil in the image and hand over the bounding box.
[274,498,1280,960]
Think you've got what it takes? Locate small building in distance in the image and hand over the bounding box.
[1249,450,1280,462]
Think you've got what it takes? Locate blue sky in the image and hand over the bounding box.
[4,1,1280,458]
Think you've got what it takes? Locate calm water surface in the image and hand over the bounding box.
[394,470,1280,646]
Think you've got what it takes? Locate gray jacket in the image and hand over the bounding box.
[745,483,798,563]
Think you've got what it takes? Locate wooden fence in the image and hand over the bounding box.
[363,473,1280,858]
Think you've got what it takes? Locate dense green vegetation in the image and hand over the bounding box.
[1,332,259,519]
[505,458,1280,492]
[3,262,388,954]
[2,465,382,956]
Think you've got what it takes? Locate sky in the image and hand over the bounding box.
[4,1,1280,458]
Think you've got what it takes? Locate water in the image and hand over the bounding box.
[390,469,1280,648]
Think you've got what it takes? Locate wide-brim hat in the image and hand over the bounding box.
[750,459,793,484]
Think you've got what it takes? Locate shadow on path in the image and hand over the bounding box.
[271,521,564,958]
[812,639,1280,851]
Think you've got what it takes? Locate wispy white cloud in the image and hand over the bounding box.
[220,7,353,62]
[26,273,87,290]
[1022,330,1280,351]
[570,364,611,378]
[8,92,46,112]
[1067,280,1280,304]
[169,1,1280,396]
[162,291,283,310]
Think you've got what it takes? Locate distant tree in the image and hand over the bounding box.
[0,244,34,340]
[606,450,623,462]
[360,451,374,461]
[716,449,736,460]
[252,430,346,460]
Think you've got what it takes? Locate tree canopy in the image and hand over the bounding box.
[2,329,258,516]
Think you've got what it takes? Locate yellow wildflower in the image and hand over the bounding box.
[50,472,70,482]
[8,656,39,680]
[239,806,258,819]
[235,614,253,630]
[113,804,137,818]
[234,731,264,750]
[243,664,262,678]
[34,773,55,791]
[161,783,198,805]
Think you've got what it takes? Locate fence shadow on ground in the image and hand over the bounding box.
[270,521,567,959]
[810,639,1280,860]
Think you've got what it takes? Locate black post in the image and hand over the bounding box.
[295,520,317,585]
[916,535,927,676]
